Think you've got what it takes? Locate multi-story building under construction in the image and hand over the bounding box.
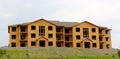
[8,19,112,49]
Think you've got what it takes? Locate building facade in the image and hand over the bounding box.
[8,19,112,49]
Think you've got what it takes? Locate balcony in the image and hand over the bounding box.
[20,30,27,34]
[20,39,27,42]
[65,33,72,35]
[65,36,72,43]
[64,28,72,36]
[56,39,64,42]
[20,34,27,42]
[99,29,104,36]
[56,27,63,34]
[56,32,63,34]
[20,26,27,33]
[65,43,72,47]
[65,40,72,43]
[99,41,105,44]
[56,37,64,41]
[99,33,104,36]
[99,38,105,43]
[65,41,72,43]
[56,35,64,42]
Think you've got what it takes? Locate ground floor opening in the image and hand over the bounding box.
[84,42,90,48]
[39,41,45,47]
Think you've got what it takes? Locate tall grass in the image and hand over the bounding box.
[118,49,120,57]
[0,47,119,59]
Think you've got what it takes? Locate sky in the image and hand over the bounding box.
[0,0,120,48]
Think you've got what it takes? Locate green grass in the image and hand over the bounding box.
[0,47,119,59]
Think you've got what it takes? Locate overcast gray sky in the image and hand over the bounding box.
[0,0,120,48]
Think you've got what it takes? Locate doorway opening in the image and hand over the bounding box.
[56,42,61,47]
[100,44,103,49]
[39,41,45,47]
[20,42,26,47]
[85,42,90,48]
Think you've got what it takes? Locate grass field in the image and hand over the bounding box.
[0,47,119,59]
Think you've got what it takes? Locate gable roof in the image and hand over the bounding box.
[9,18,56,27]
[9,18,78,27]
[36,36,49,41]
[73,21,99,27]
[28,18,57,26]
[8,19,111,30]
[81,38,93,42]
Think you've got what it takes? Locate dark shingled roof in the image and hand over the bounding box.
[9,20,79,27]
[8,19,111,29]
[48,21,78,27]
[9,22,31,26]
